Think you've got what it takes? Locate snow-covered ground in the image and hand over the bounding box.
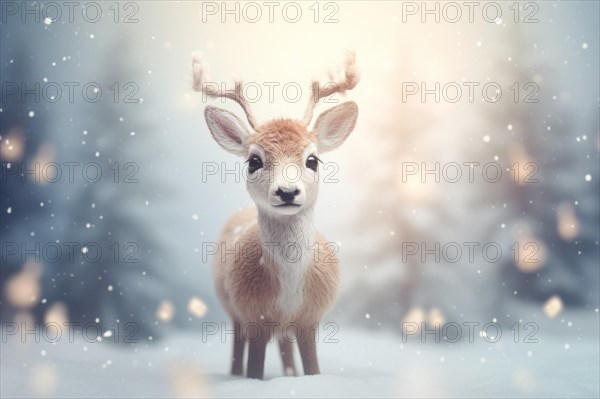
[2,311,598,398]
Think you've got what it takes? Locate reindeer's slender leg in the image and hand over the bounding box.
[231,319,245,376]
[298,325,320,375]
[246,328,269,379]
[278,337,297,376]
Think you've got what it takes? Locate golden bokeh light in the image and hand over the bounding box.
[4,262,42,309]
[508,143,535,186]
[168,364,210,398]
[45,302,69,326]
[556,202,579,241]
[428,307,446,326]
[187,297,208,318]
[543,295,563,319]
[513,229,547,273]
[31,143,57,185]
[401,306,425,334]
[0,127,25,162]
[156,300,176,322]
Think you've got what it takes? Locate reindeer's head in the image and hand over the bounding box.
[193,53,359,216]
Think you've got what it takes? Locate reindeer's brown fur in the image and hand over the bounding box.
[249,119,315,161]
[212,206,339,377]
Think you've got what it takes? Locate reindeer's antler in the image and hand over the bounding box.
[192,53,259,130]
[301,51,360,127]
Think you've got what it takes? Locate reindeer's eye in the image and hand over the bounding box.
[306,155,319,172]
[247,155,263,174]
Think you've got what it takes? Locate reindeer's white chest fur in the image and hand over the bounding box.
[258,211,314,315]
[273,251,310,314]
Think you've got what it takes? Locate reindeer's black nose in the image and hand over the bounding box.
[276,187,300,203]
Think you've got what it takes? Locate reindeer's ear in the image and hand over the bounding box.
[312,101,358,153]
[204,106,250,156]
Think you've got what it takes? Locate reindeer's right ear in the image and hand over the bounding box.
[204,106,250,156]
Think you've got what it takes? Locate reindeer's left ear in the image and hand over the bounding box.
[312,101,358,153]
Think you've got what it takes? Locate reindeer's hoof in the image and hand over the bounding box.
[246,369,264,380]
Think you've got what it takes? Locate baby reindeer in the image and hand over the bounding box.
[193,52,359,379]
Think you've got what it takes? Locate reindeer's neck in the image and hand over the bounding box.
[257,208,315,313]
[257,208,316,260]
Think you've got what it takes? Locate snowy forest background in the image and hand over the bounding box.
[1,1,598,397]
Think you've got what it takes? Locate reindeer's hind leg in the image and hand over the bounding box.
[278,337,297,376]
[231,319,245,376]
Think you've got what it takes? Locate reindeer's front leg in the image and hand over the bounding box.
[298,325,320,375]
[231,319,245,376]
[246,327,269,379]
